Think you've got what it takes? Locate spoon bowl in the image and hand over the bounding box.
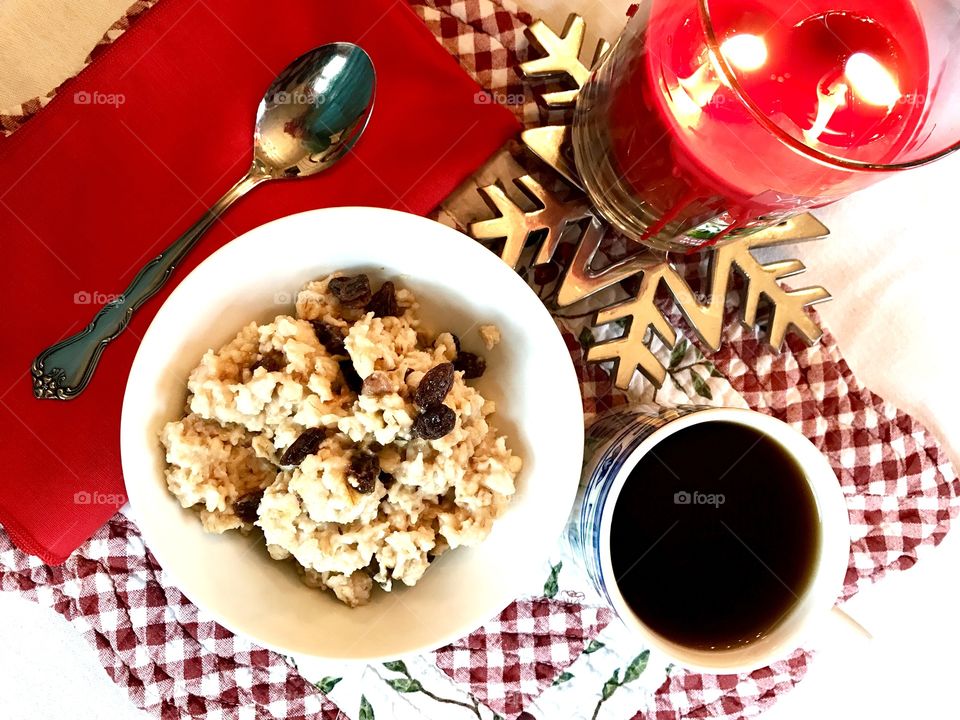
[254,43,376,177]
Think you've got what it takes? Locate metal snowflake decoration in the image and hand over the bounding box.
[467,14,831,390]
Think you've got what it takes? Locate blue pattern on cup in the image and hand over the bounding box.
[572,405,706,603]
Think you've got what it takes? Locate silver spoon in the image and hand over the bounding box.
[32,42,376,400]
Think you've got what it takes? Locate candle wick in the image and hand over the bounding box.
[804,81,848,144]
[678,62,722,109]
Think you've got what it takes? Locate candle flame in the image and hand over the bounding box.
[845,52,900,109]
[720,34,768,72]
[671,34,768,128]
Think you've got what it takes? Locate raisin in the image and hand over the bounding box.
[310,320,346,356]
[362,371,393,396]
[328,274,372,307]
[366,281,399,318]
[450,333,461,355]
[251,350,285,373]
[339,360,363,393]
[404,368,415,382]
[454,352,486,379]
[413,404,456,439]
[378,471,395,489]
[279,427,325,466]
[234,490,264,523]
[414,363,454,408]
[348,450,380,494]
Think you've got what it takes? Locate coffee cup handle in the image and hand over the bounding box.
[824,605,873,642]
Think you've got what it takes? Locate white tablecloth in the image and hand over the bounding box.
[2,1,959,718]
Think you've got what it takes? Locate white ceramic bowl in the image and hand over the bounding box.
[120,207,584,661]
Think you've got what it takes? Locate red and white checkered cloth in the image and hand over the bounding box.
[1,1,958,719]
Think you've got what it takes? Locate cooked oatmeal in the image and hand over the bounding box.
[160,273,521,607]
[479,324,501,350]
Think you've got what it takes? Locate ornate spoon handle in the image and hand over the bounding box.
[32,169,267,400]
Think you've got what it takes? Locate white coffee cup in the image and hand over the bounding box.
[575,405,853,673]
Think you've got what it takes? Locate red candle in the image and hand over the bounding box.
[575,0,932,249]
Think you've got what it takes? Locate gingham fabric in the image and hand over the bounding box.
[434,599,614,715]
[2,1,959,719]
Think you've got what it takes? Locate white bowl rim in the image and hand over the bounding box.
[120,206,585,661]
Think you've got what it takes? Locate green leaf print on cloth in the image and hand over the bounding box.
[315,676,341,694]
[381,659,484,718]
[591,650,651,720]
[359,695,375,720]
[543,561,563,599]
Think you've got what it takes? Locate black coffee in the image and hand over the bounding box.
[609,420,820,650]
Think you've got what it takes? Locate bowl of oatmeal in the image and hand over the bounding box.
[161,270,521,608]
[121,207,584,660]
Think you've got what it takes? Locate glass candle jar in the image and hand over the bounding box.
[572,0,960,252]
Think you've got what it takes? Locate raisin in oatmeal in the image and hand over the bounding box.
[160,273,521,607]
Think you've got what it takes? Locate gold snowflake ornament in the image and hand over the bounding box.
[467,14,832,390]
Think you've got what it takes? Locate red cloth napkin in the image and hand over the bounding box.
[0,0,518,564]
